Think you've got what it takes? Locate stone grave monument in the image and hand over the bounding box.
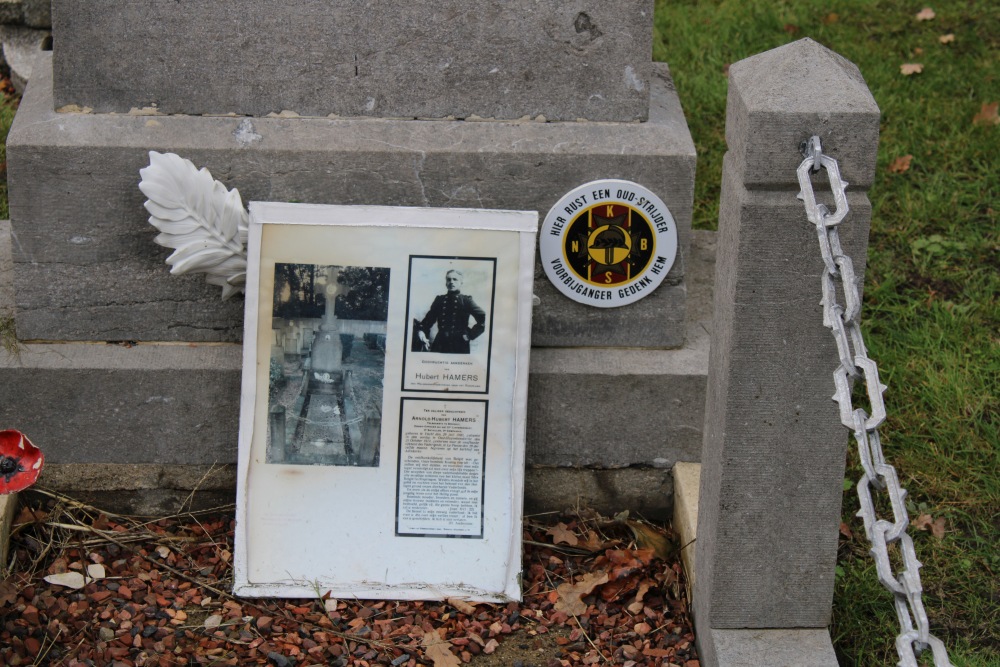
[0,0,703,515]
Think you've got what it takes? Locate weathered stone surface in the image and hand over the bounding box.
[35,463,237,515]
[524,467,674,521]
[531,271,687,348]
[725,38,880,188]
[0,25,48,94]
[0,25,52,93]
[527,230,711,465]
[52,0,653,122]
[0,0,22,25]
[529,229,710,464]
[527,345,705,466]
[700,628,838,667]
[694,157,871,632]
[694,39,879,644]
[0,219,12,317]
[21,0,47,28]
[33,464,675,519]
[0,342,242,465]
[9,55,694,345]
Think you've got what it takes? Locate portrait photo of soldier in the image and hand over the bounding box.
[412,269,487,354]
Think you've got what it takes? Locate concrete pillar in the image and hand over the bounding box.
[693,38,879,666]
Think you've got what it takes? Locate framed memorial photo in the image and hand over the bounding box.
[233,203,537,601]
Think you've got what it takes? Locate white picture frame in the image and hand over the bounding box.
[233,203,537,602]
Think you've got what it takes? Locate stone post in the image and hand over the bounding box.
[269,404,286,462]
[282,325,298,357]
[310,268,344,390]
[693,39,879,666]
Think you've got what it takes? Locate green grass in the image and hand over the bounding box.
[654,1,998,665]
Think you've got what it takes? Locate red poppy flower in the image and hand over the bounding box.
[0,429,44,494]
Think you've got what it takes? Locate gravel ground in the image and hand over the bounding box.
[2,492,697,666]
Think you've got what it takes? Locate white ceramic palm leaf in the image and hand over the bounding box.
[139,151,249,299]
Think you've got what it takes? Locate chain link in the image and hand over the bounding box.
[796,137,954,667]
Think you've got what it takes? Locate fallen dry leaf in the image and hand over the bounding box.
[822,12,839,24]
[547,522,579,546]
[916,7,936,21]
[580,529,606,551]
[901,63,924,76]
[634,579,652,604]
[204,614,223,629]
[0,578,16,606]
[627,520,674,559]
[422,630,462,667]
[87,563,106,580]
[447,597,477,615]
[939,33,955,44]
[889,155,914,174]
[912,513,947,539]
[554,571,610,616]
[839,522,854,539]
[43,571,86,589]
[972,102,999,126]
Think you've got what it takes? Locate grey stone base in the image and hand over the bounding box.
[0,342,243,465]
[697,627,838,667]
[9,53,694,348]
[0,319,708,502]
[1,220,713,513]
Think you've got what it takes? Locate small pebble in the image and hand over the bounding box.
[267,651,294,667]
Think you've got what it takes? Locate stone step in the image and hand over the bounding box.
[9,53,695,348]
[52,0,653,122]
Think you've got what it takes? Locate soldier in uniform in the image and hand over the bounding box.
[416,270,486,354]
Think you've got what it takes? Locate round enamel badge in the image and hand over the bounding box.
[540,179,678,308]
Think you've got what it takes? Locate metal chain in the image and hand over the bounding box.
[796,136,954,667]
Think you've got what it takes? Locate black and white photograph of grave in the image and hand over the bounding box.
[266,263,389,467]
